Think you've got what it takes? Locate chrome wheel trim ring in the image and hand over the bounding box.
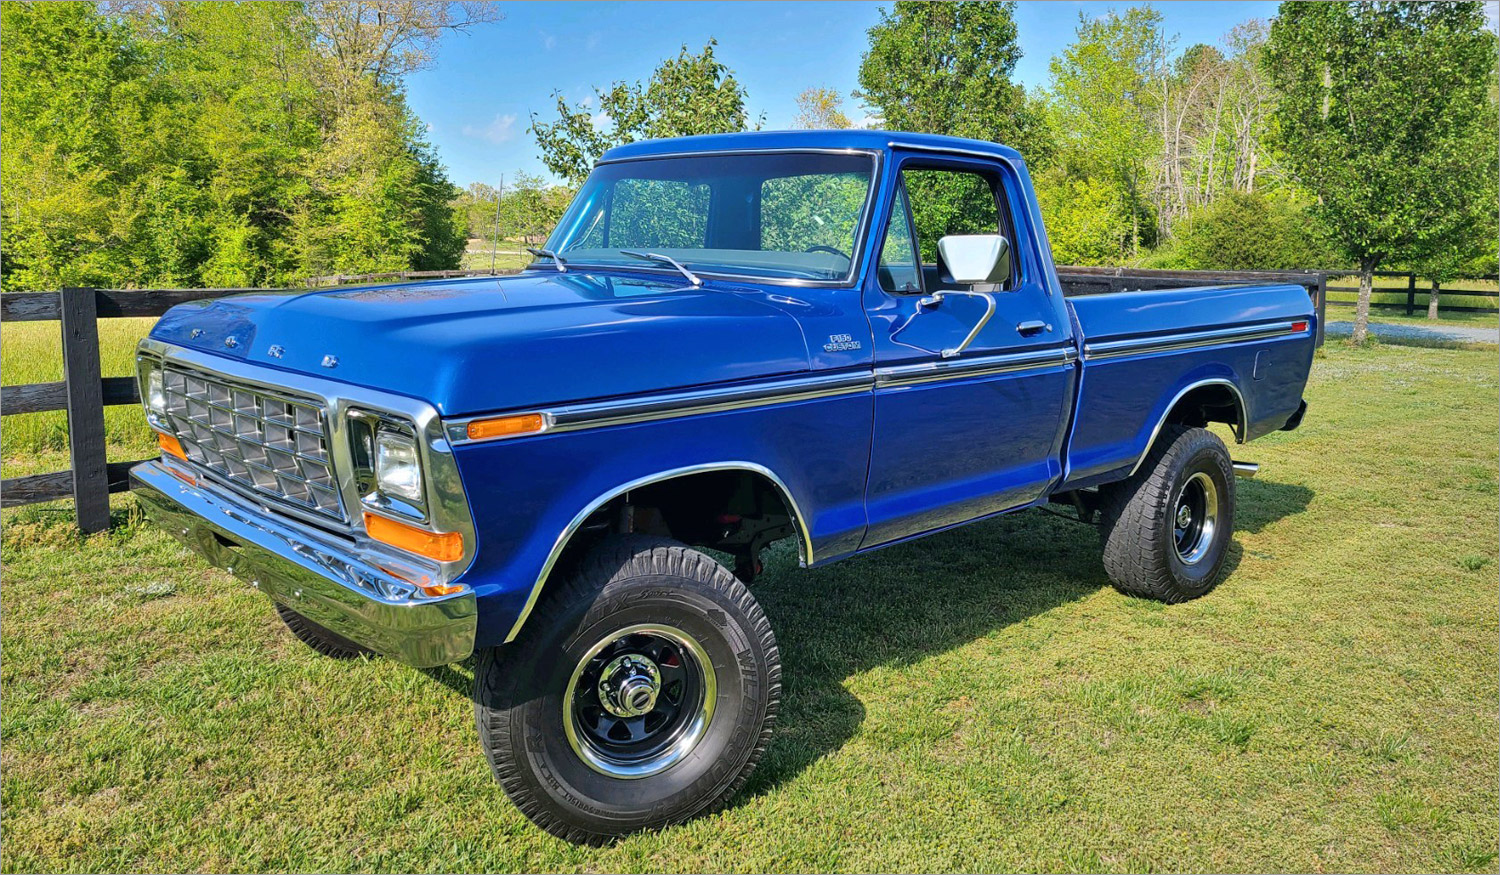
[1173,470,1220,565]
[562,622,717,780]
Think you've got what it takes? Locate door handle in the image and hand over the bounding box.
[1017,320,1051,337]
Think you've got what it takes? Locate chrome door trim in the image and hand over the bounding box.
[1083,321,1305,361]
[1127,378,1249,477]
[446,371,874,444]
[875,346,1077,389]
[504,461,812,643]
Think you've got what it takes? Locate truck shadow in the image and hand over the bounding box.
[735,476,1312,801]
[409,478,1311,803]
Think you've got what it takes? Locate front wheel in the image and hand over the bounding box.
[474,535,780,844]
[1098,425,1236,602]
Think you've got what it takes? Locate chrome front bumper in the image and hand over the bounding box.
[131,461,476,667]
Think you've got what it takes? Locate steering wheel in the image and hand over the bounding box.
[805,245,852,262]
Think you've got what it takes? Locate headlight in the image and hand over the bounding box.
[147,367,166,416]
[373,428,423,503]
[139,359,168,428]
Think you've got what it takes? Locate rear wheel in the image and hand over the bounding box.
[474,535,780,844]
[1099,425,1235,602]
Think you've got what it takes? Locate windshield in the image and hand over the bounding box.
[541,152,876,283]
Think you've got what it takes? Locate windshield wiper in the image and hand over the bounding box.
[525,247,568,273]
[620,250,702,286]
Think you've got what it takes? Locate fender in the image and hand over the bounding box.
[1127,377,1249,477]
[502,461,812,643]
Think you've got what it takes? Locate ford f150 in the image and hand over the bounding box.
[131,130,1314,843]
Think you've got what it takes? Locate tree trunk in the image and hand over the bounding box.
[1351,257,1377,345]
[1427,279,1440,320]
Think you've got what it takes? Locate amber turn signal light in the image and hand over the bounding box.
[364,512,465,562]
[466,413,546,441]
[157,431,187,460]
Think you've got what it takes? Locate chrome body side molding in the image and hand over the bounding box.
[1083,320,1305,361]
[503,462,812,643]
[875,346,1077,389]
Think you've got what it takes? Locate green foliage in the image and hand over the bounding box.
[856,1,1047,159]
[792,87,854,130]
[1041,7,1168,259]
[1037,176,1137,266]
[1147,191,1340,271]
[530,41,752,185]
[0,1,466,292]
[1265,2,1497,286]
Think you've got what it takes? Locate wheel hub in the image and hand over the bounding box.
[598,654,661,717]
[1176,503,1194,528]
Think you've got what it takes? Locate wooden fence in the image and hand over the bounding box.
[0,287,241,531]
[1320,270,1500,316]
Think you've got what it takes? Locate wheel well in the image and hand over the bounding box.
[549,469,803,588]
[1164,382,1244,442]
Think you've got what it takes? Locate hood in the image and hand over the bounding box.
[150,271,813,416]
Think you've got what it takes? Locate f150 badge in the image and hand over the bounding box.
[823,333,862,353]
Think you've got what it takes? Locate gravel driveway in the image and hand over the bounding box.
[1325,319,1499,345]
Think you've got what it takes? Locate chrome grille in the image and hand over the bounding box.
[161,367,345,521]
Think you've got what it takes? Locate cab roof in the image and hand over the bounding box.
[597,129,1024,165]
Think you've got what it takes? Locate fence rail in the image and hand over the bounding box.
[0,266,1487,531]
[1318,270,1500,315]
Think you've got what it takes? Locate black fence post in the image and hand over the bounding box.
[59,287,110,533]
[1315,273,1328,347]
[1406,273,1416,316]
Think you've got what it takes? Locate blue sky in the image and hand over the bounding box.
[405,1,1276,188]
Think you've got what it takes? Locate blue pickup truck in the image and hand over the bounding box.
[131,130,1314,842]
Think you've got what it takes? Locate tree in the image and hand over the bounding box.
[530,41,752,185]
[0,1,469,291]
[1152,191,1338,271]
[1265,1,1498,344]
[792,87,853,129]
[306,1,501,113]
[855,1,1046,157]
[1044,7,1170,257]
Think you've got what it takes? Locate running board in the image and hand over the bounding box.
[1232,461,1259,478]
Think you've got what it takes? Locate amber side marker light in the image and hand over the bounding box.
[157,431,187,460]
[466,413,546,441]
[364,512,465,563]
[375,563,465,598]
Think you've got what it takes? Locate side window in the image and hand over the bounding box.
[901,166,1013,288]
[608,179,710,249]
[877,184,921,293]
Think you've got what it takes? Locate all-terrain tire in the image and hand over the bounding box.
[1098,425,1236,602]
[474,534,780,845]
[274,603,372,659]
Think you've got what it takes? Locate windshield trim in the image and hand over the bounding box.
[540,148,884,289]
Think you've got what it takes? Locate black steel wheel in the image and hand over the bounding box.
[474,535,780,844]
[1099,425,1236,602]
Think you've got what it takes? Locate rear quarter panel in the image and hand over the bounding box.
[1062,284,1316,490]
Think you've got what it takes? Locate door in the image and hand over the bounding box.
[860,156,1076,547]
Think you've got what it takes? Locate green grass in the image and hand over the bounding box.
[2,340,1496,872]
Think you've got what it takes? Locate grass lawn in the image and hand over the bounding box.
[2,342,1497,873]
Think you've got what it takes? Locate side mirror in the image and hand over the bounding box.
[938,234,1011,287]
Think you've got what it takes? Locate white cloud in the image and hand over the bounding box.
[539,29,558,50]
[590,111,611,133]
[462,113,518,144]
[1487,1,1499,32]
[852,114,883,130]
[580,95,594,109]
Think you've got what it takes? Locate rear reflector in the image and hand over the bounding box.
[1291,321,1308,333]
[364,512,465,562]
[466,413,546,441]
